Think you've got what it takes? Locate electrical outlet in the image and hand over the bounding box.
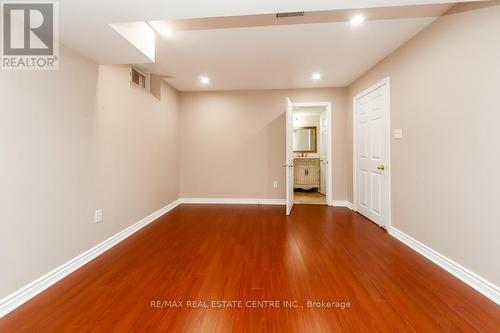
[94,209,103,223]
[273,181,279,188]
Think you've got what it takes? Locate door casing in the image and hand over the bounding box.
[285,98,294,215]
[286,100,333,211]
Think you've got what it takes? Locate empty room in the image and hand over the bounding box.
[1,0,499,331]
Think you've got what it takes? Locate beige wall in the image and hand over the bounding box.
[0,47,180,298]
[179,88,349,201]
[347,2,500,285]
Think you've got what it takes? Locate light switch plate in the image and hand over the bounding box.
[95,209,103,223]
[394,128,403,139]
[273,181,279,189]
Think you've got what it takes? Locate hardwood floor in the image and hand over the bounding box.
[1,204,499,332]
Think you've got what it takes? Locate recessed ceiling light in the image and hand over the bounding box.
[159,26,174,37]
[349,15,365,27]
[148,21,174,37]
[312,73,322,80]
[200,76,211,85]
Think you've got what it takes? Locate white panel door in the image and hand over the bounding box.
[285,97,294,215]
[355,82,389,227]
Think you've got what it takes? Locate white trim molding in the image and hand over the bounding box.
[181,198,352,208]
[331,200,353,210]
[0,199,182,319]
[180,198,286,205]
[389,227,500,305]
[289,101,333,207]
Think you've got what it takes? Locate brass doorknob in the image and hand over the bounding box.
[377,165,385,171]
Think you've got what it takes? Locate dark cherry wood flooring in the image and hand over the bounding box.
[1,204,499,332]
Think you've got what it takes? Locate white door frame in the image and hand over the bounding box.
[352,77,391,228]
[290,101,333,206]
[285,98,294,215]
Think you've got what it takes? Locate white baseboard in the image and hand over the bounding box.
[0,199,182,319]
[389,227,500,305]
[331,200,353,209]
[181,198,353,209]
[179,198,286,205]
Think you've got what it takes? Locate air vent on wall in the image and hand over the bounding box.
[276,11,305,18]
[130,66,151,92]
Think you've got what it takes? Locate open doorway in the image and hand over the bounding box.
[285,100,332,214]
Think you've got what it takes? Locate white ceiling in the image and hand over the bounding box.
[142,16,442,90]
[57,0,484,90]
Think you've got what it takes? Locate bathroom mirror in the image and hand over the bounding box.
[293,127,317,153]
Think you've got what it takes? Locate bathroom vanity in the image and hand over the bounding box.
[293,158,320,190]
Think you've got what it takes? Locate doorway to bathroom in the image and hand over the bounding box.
[285,100,332,214]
